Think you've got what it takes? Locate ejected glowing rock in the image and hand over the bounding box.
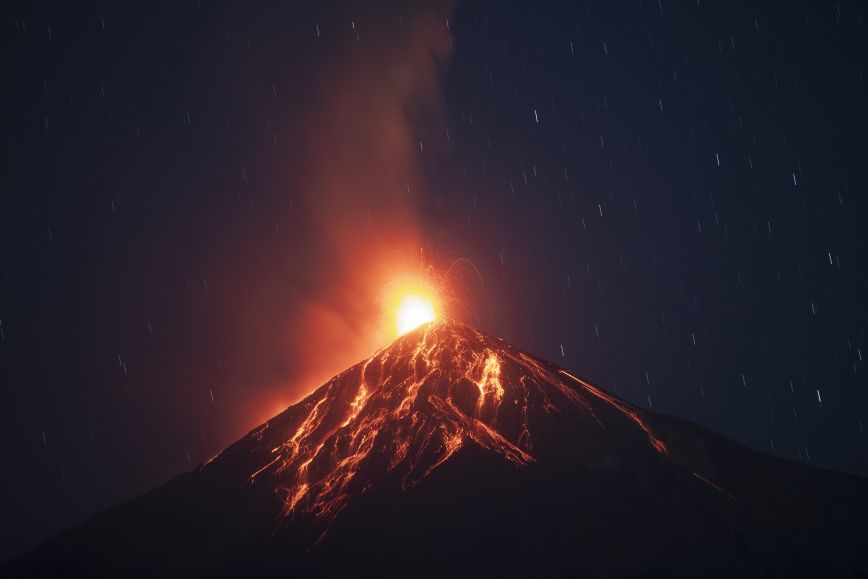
[7,319,868,578]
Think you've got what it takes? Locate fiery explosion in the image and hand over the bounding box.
[395,296,436,335]
[381,274,442,340]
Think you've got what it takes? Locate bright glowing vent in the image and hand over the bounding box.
[395,295,436,335]
[381,275,441,339]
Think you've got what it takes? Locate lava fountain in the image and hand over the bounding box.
[381,274,441,339]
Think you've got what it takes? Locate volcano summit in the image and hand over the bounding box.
[5,320,867,577]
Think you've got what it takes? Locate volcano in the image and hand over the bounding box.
[4,320,867,577]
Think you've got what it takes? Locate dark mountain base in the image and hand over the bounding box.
[7,431,867,578]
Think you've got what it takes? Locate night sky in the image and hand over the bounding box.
[3,0,868,560]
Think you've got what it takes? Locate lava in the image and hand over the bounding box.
[224,319,678,527]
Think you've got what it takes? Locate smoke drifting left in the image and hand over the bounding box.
[233,1,456,428]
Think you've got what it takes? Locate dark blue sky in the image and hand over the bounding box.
[2,0,867,560]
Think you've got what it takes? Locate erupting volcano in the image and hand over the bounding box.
[5,320,867,577]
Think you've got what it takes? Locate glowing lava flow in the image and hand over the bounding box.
[226,319,672,524]
[559,369,668,455]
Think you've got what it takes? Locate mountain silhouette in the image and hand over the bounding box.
[4,319,867,577]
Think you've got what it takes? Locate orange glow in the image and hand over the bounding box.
[474,353,504,415]
[381,276,441,339]
[396,295,436,335]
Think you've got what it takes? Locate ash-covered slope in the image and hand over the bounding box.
[5,320,867,578]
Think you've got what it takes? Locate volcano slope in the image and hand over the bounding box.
[4,319,867,578]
